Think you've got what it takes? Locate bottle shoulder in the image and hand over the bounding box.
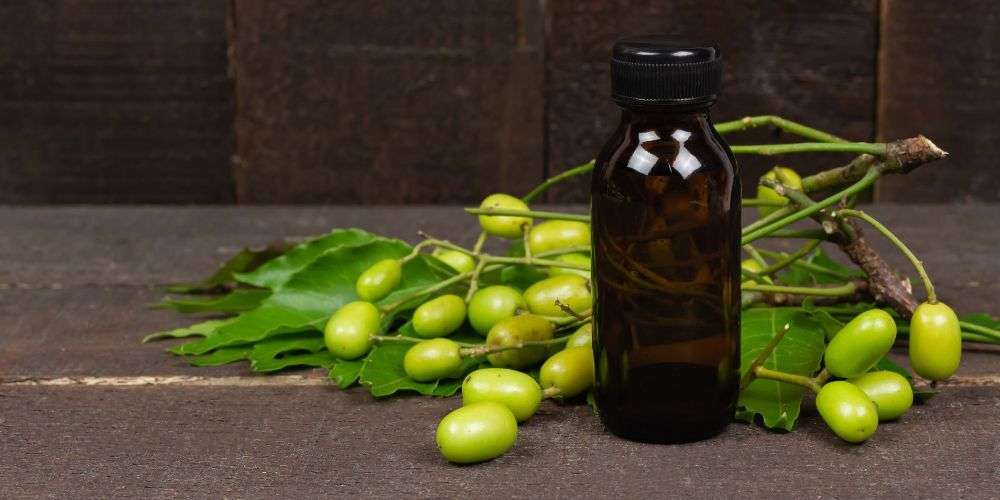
[595,115,737,181]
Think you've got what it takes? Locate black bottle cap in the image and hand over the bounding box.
[611,36,723,106]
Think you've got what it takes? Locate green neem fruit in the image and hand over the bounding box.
[432,249,476,274]
[486,314,554,369]
[757,166,803,218]
[564,323,593,349]
[403,338,464,382]
[478,193,532,239]
[549,252,591,279]
[908,301,962,381]
[436,402,518,464]
[815,381,879,443]
[527,220,591,255]
[540,346,594,400]
[355,259,402,302]
[524,275,592,317]
[412,294,467,338]
[741,258,763,285]
[462,368,542,422]
[849,371,914,421]
[468,286,527,335]
[824,309,897,378]
[324,301,380,360]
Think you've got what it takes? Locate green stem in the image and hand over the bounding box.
[731,142,885,157]
[755,239,823,278]
[958,321,1000,343]
[741,244,774,285]
[372,335,479,348]
[754,366,823,393]
[465,207,590,223]
[741,281,858,297]
[741,206,795,236]
[715,115,848,143]
[381,271,474,313]
[765,228,833,240]
[756,247,853,281]
[741,166,882,245]
[483,255,589,270]
[522,160,595,202]
[740,323,791,391]
[459,337,569,358]
[742,198,787,207]
[399,240,435,264]
[834,208,936,303]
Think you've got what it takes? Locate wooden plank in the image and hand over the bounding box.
[229,1,544,204]
[0,384,997,497]
[0,205,524,286]
[544,0,877,201]
[877,0,1000,201]
[0,287,250,377]
[0,0,235,203]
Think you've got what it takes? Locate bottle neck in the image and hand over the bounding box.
[619,105,714,131]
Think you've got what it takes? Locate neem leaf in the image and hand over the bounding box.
[254,351,338,372]
[164,243,290,294]
[144,318,234,343]
[187,346,254,367]
[235,228,376,289]
[150,289,271,314]
[249,332,325,371]
[737,308,826,431]
[329,359,365,389]
[171,238,441,355]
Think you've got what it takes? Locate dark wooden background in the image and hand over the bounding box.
[2,0,996,204]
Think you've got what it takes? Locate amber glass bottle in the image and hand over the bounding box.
[591,37,740,443]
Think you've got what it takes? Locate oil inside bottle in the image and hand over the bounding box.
[592,116,740,443]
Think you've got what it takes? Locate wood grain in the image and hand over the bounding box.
[544,0,878,201]
[229,0,544,204]
[0,0,234,203]
[0,384,997,497]
[877,0,1000,201]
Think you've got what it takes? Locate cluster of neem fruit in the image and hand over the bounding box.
[748,166,963,443]
[810,305,960,443]
[324,182,966,462]
[326,194,596,463]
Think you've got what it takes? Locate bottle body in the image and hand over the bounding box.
[591,107,741,443]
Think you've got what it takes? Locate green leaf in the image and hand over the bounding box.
[235,229,377,289]
[249,332,326,371]
[737,308,826,431]
[329,359,365,389]
[164,243,290,293]
[171,239,442,355]
[150,289,271,314]
[187,346,254,367]
[143,318,234,343]
[801,300,846,341]
[359,342,472,397]
[254,351,338,372]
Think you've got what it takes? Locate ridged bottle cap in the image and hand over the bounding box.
[611,36,723,106]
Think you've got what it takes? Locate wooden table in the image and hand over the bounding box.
[2,205,998,498]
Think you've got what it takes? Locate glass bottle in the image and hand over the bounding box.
[591,37,741,443]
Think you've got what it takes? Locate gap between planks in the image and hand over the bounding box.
[2,374,999,388]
